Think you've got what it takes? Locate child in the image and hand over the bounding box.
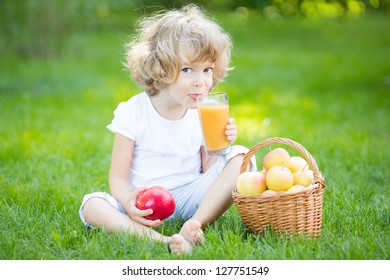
[79,4,256,255]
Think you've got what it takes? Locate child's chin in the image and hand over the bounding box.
[188,102,197,109]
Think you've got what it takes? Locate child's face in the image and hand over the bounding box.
[163,59,214,109]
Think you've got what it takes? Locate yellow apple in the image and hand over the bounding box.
[289,156,309,173]
[265,166,294,191]
[261,189,278,197]
[292,170,314,187]
[237,171,267,194]
[263,147,291,170]
[287,184,306,193]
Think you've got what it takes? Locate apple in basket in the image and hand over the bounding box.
[266,166,294,191]
[135,186,176,220]
[287,184,306,193]
[261,189,278,196]
[263,147,291,170]
[289,156,309,173]
[237,171,267,194]
[293,170,314,187]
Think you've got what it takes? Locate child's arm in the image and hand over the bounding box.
[109,133,163,228]
[200,146,218,173]
[201,118,238,173]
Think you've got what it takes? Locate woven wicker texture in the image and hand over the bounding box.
[232,138,325,237]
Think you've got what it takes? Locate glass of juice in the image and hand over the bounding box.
[197,92,230,156]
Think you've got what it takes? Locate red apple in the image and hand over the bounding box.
[135,186,176,220]
[263,148,291,170]
[266,165,294,191]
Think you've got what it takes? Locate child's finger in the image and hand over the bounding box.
[135,216,162,228]
[226,126,237,134]
[226,124,236,131]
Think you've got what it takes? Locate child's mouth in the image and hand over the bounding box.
[189,94,204,101]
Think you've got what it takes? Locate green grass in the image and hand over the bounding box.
[1,12,389,260]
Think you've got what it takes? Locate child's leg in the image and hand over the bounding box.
[170,154,245,254]
[192,154,244,226]
[82,197,171,243]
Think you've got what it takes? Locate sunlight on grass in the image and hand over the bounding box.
[231,88,319,147]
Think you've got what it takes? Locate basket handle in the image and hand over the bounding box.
[241,137,325,188]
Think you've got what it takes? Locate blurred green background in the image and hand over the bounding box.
[1,0,389,58]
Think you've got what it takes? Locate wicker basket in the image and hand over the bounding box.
[232,137,325,237]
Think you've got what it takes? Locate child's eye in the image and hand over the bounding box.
[204,67,214,73]
[182,67,192,73]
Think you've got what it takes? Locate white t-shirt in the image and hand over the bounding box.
[107,92,203,190]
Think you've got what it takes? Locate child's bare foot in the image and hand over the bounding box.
[179,219,204,244]
[169,219,204,255]
[169,234,193,255]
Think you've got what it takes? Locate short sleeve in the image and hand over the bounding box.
[106,100,138,141]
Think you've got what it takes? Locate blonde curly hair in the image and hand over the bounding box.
[125,4,233,96]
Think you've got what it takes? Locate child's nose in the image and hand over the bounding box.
[193,73,205,87]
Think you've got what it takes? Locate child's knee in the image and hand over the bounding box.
[82,197,99,213]
[224,145,257,172]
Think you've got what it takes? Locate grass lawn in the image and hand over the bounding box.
[0,11,389,260]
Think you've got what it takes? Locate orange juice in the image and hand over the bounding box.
[198,103,230,155]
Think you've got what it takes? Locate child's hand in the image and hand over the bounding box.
[225,118,237,144]
[126,187,163,228]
